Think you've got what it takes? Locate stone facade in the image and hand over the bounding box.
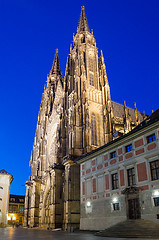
[77,109,159,230]
[0,169,13,226]
[24,6,146,230]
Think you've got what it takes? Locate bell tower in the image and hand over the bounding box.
[66,6,112,158]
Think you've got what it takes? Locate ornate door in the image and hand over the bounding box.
[128,198,141,219]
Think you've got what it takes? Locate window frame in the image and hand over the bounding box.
[125,144,133,153]
[91,113,97,146]
[113,202,120,211]
[112,173,118,190]
[147,133,156,144]
[127,167,136,186]
[110,151,117,159]
[154,197,159,206]
[150,160,159,181]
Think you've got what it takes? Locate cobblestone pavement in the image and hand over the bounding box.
[0,227,158,240]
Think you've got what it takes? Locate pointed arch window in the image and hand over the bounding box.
[91,113,97,146]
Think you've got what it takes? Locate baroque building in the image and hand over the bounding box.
[24,6,146,230]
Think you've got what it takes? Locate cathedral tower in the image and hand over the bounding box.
[24,6,146,230]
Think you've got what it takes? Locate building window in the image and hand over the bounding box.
[89,56,94,72]
[89,73,94,86]
[154,197,159,206]
[9,206,12,212]
[150,160,159,181]
[147,133,156,143]
[20,206,24,212]
[110,151,116,159]
[113,203,119,210]
[91,114,97,146]
[10,198,15,202]
[13,205,18,213]
[125,144,133,152]
[127,168,135,186]
[112,173,118,190]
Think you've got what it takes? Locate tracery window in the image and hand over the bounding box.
[91,113,97,146]
[89,57,93,72]
[89,73,94,86]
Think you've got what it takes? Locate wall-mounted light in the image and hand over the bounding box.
[112,197,118,203]
[86,201,91,207]
[12,216,16,220]
[7,215,11,220]
[153,190,159,196]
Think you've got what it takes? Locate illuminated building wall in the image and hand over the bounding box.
[77,109,159,230]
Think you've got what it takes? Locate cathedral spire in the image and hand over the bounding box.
[77,6,90,33]
[51,49,61,75]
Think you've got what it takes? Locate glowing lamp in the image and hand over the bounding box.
[112,197,118,203]
[154,190,159,196]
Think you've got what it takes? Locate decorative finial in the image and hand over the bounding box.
[56,48,58,54]
[81,5,85,10]
[134,102,137,109]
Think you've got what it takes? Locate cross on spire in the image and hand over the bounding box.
[77,6,90,33]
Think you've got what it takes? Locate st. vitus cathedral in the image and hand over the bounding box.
[24,6,146,229]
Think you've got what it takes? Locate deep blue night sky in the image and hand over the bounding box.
[0,0,158,195]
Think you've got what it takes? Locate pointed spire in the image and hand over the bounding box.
[100,50,104,65]
[77,6,90,33]
[51,49,61,75]
[134,102,140,125]
[65,56,70,75]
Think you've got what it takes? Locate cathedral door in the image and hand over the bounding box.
[128,198,141,219]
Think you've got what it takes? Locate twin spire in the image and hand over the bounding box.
[51,6,90,76]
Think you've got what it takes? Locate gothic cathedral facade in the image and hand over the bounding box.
[24,6,146,229]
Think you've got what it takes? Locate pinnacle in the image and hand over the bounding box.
[77,5,90,33]
[51,49,61,75]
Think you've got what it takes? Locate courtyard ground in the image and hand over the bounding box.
[0,227,159,240]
